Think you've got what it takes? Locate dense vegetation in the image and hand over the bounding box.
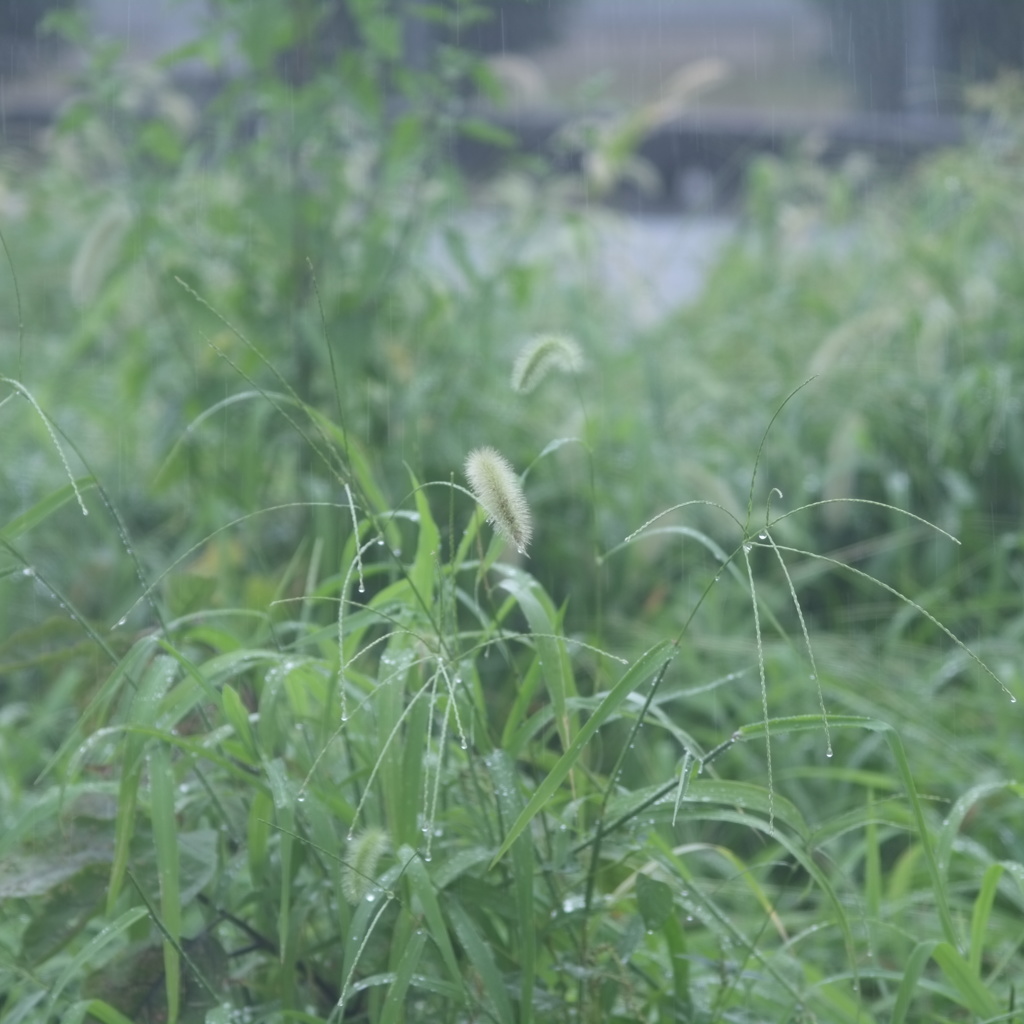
[2,3,1024,1022]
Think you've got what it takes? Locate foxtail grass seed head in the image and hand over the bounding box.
[511,333,583,393]
[464,446,532,554]
[342,827,389,905]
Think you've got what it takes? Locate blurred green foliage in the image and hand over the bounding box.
[3,2,1024,1020]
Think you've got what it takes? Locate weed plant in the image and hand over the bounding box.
[4,9,1024,1024]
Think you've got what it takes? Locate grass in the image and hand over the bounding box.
[4,8,1024,1022]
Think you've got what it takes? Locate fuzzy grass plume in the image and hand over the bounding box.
[464,446,533,554]
[341,827,389,905]
[511,333,583,393]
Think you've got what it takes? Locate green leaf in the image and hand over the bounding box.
[378,929,428,1024]
[968,862,1005,976]
[108,655,179,913]
[149,746,181,1022]
[221,684,257,762]
[497,567,578,751]
[487,751,535,1023]
[635,873,673,932]
[46,906,149,1014]
[448,900,515,1024]
[20,863,108,965]
[459,117,517,148]
[491,641,674,866]
[65,1001,137,1024]
[0,479,94,541]
[403,852,462,987]
[889,941,939,1024]
[932,941,1001,1018]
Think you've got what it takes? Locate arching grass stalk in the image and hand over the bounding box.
[174,279,351,489]
[761,485,831,757]
[334,530,380,727]
[0,378,88,517]
[767,543,1016,702]
[742,540,774,832]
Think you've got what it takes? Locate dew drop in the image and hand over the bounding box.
[809,673,816,681]
[21,567,34,577]
[365,893,376,903]
[1011,695,1018,704]
[116,617,127,627]
[758,532,767,540]
[826,747,833,758]
[358,582,365,594]
[297,793,306,803]
[377,539,385,546]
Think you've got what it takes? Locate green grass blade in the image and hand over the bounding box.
[262,757,297,964]
[107,655,178,912]
[864,789,882,921]
[883,729,959,950]
[378,928,428,1024]
[149,746,181,1023]
[65,1001,137,1024]
[931,941,1001,1018]
[45,907,149,1015]
[221,684,258,764]
[968,862,1005,977]
[497,567,578,752]
[491,640,674,866]
[889,940,939,1024]
[0,479,95,541]
[487,750,535,1024]
[402,852,462,987]
[447,900,515,1024]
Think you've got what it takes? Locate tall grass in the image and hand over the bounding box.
[4,11,1024,1022]
[4,295,1023,1021]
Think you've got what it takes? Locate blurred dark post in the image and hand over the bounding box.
[828,0,1024,114]
[904,0,942,113]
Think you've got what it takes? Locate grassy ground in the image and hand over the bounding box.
[2,7,1024,1023]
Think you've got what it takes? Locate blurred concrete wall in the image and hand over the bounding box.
[87,0,208,60]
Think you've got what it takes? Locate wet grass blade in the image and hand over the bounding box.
[491,640,673,866]
[149,745,181,1022]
